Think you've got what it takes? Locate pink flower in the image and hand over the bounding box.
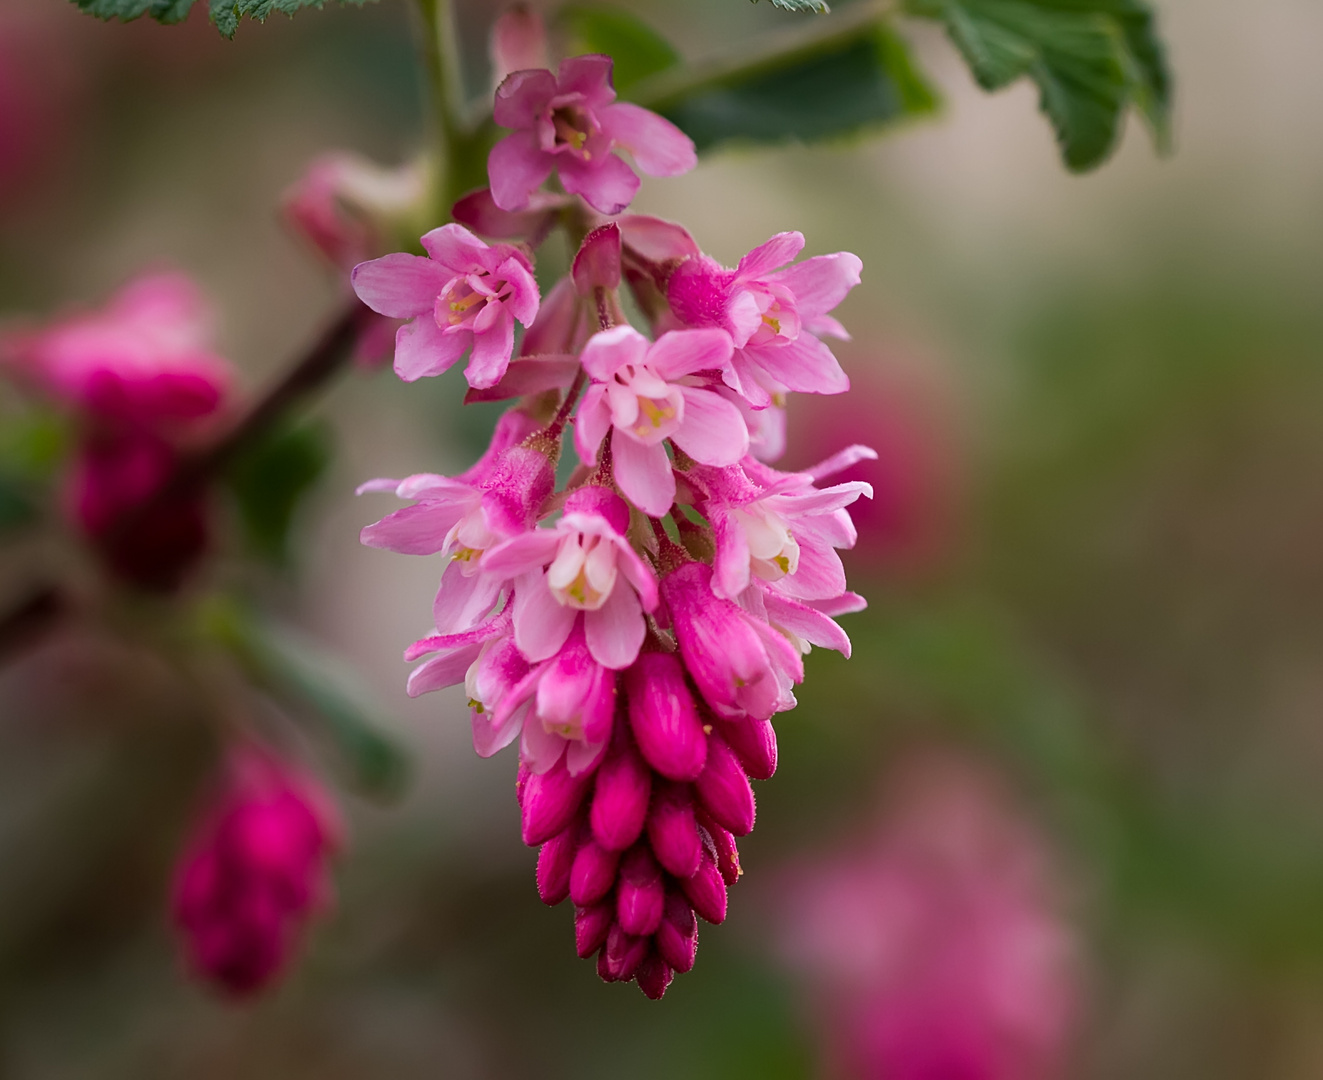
[489,55,696,215]
[574,325,746,516]
[351,223,539,389]
[667,231,863,408]
[482,486,659,669]
[172,747,341,997]
[489,5,549,91]
[778,755,1079,1080]
[359,410,554,633]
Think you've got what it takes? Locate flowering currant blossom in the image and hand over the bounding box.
[575,326,747,516]
[490,55,696,216]
[351,223,539,389]
[359,70,872,997]
[172,747,341,997]
[668,231,862,408]
[1,272,235,590]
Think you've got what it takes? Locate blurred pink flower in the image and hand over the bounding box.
[172,747,342,997]
[778,755,1080,1080]
[489,5,549,91]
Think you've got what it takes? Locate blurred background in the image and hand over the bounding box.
[1,0,1322,1075]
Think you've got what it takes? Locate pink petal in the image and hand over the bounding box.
[490,8,549,87]
[805,444,878,482]
[611,538,659,613]
[558,153,639,216]
[646,328,734,381]
[736,232,805,280]
[432,562,503,633]
[521,717,568,774]
[393,317,469,382]
[360,502,466,554]
[585,585,644,669]
[809,591,867,617]
[488,130,554,212]
[616,216,700,262]
[472,696,527,758]
[419,223,490,271]
[557,54,616,103]
[498,254,541,327]
[572,223,622,294]
[711,509,752,600]
[768,251,862,318]
[611,429,675,516]
[513,575,578,661]
[493,68,557,129]
[463,309,515,389]
[574,386,613,467]
[351,254,448,318]
[671,389,749,466]
[566,738,608,776]
[599,103,697,177]
[777,537,846,602]
[464,354,579,404]
[481,530,562,578]
[452,187,565,241]
[580,324,646,381]
[405,608,511,661]
[764,593,852,656]
[406,645,481,697]
[520,277,582,356]
[740,333,849,396]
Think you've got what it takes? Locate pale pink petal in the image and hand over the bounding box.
[406,644,481,697]
[736,232,805,280]
[611,539,659,612]
[646,328,734,381]
[565,738,608,776]
[464,309,515,389]
[740,334,849,396]
[558,152,639,216]
[777,537,846,601]
[394,317,469,381]
[711,509,752,599]
[611,429,675,516]
[490,8,549,88]
[721,353,773,409]
[355,477,402,495]
[574,386,613,466]
[360,502,466,554]
[805,444,878,482]
[433,562,503,632]
[580,324,646,381]
[488,130,554,212]
[584,584,644,669]
[768,251,862,317]
[556,54,616,104]
[671,389,749,466]
[521,715,567,774]
[809,591,868,617]
[464,355,578,404]
[770,480,874,515]
[419,223,490,270]
[764,592,852,656]
[512,575,578,662]
[493,68,557,128]
[405,608,511,661]
[472,696,527,757]
[351,254,448,318]
[499,254,541,327]
[599,102,697,177]
[481,531,562,577]
[805,313,850,340]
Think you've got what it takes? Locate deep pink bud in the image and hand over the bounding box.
[590,732,652,851]
[698,811,744,886]
[572,223,622,294]
[626,652,708,781]
[636,952,674,1000]
[646,781,702,879]
[694,731,757,837]
[570,836,620,906]
[521,756,593,846]
[656,889,698,973]
[616,845,665,937]
[682,845,728,925]
[601,922,649,982]
[720,717,777,781]
[575,902,614,958]
[537,822,578,905]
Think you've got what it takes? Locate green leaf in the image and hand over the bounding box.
[203,598,410,799]
[638,21,939,153]
[905,0,1171,170]
[222,419,332,564]
[68,0,376,37]
[559,6,681,94]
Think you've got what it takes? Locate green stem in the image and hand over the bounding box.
[415,0,467,223]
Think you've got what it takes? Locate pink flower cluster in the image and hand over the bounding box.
[778,755,1080,1079]
[172,748,341,997]
[356,52,870,996]
[1,272,234,590]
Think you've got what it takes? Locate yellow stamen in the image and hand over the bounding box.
[453,546,481,563]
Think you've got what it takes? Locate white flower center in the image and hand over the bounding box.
[606,363,684,445]
[546,530,618,610]
[733,505,799,582]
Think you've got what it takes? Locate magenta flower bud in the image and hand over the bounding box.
[575,902,613,959]
[646,781,702,879]
[656,889,699,974]
[616,845,665,937]
[600,922,649,982]
[536,821,578,905]
[590,732,652,851]
[570,836,620,907]
[698,811,744,886]
[694,731,756,837]
[636,952,674,1000]
[682,845,728,925]
[720,717,777,781]
[521,756,593,846]
[572,222,622,295]
[625,652,707,781]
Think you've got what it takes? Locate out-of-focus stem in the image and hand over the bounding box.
[415,0,467,223]
[0,585,66,666]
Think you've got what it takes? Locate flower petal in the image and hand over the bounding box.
[488,130,554,212]
[351,254,448,318]
[482,530,562,578]
[574,386,613,467]
[580,324,647,381]
[406,644,481,697]
[493,68,557,129]
[671,388,749,466]
[735,232,805,280]
[394,317,469,381]
[433,562,503,633]
[463,308,515,389]
[611,429,675,516]
[585,584,644,669]
[646,328,734,381]
[512,574,578,661]
[599,102,697,177]
[360,502,466,554]
[419,223,490,271]
[739,333,849,396]
[769,251,862,318]
[558,152,639,216]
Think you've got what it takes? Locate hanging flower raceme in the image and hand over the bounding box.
[172,747,342,997]
[0,271,236,590]
[357,54,870,996]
